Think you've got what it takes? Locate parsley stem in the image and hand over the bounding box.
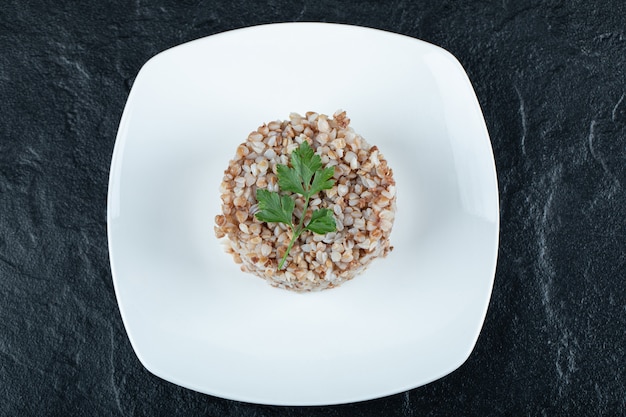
[278,195,310,270]
[278,229,299,270]
[296,195,311,233]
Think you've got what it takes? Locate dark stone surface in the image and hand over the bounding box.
[0,1,624,415]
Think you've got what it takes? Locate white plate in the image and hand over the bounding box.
[107,23,499,406]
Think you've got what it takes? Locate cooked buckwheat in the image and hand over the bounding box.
[214,110,396,291]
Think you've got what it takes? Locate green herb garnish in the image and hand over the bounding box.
[255,141,336,269]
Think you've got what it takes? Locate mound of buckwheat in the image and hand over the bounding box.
[214,110,396,291]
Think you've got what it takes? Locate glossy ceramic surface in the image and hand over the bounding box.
[107,23,499,405]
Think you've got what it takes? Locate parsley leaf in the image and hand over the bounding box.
[255,189,294,226]
[305,208,336,234]
[255,141,338,269]
[277,141,335,198]
[309,166,335,196]
[290,140,321,187]
[276,164,306,195]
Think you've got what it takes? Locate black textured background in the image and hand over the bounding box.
[1,1,624,416]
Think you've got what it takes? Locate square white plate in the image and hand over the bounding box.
[107,23,499,406]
